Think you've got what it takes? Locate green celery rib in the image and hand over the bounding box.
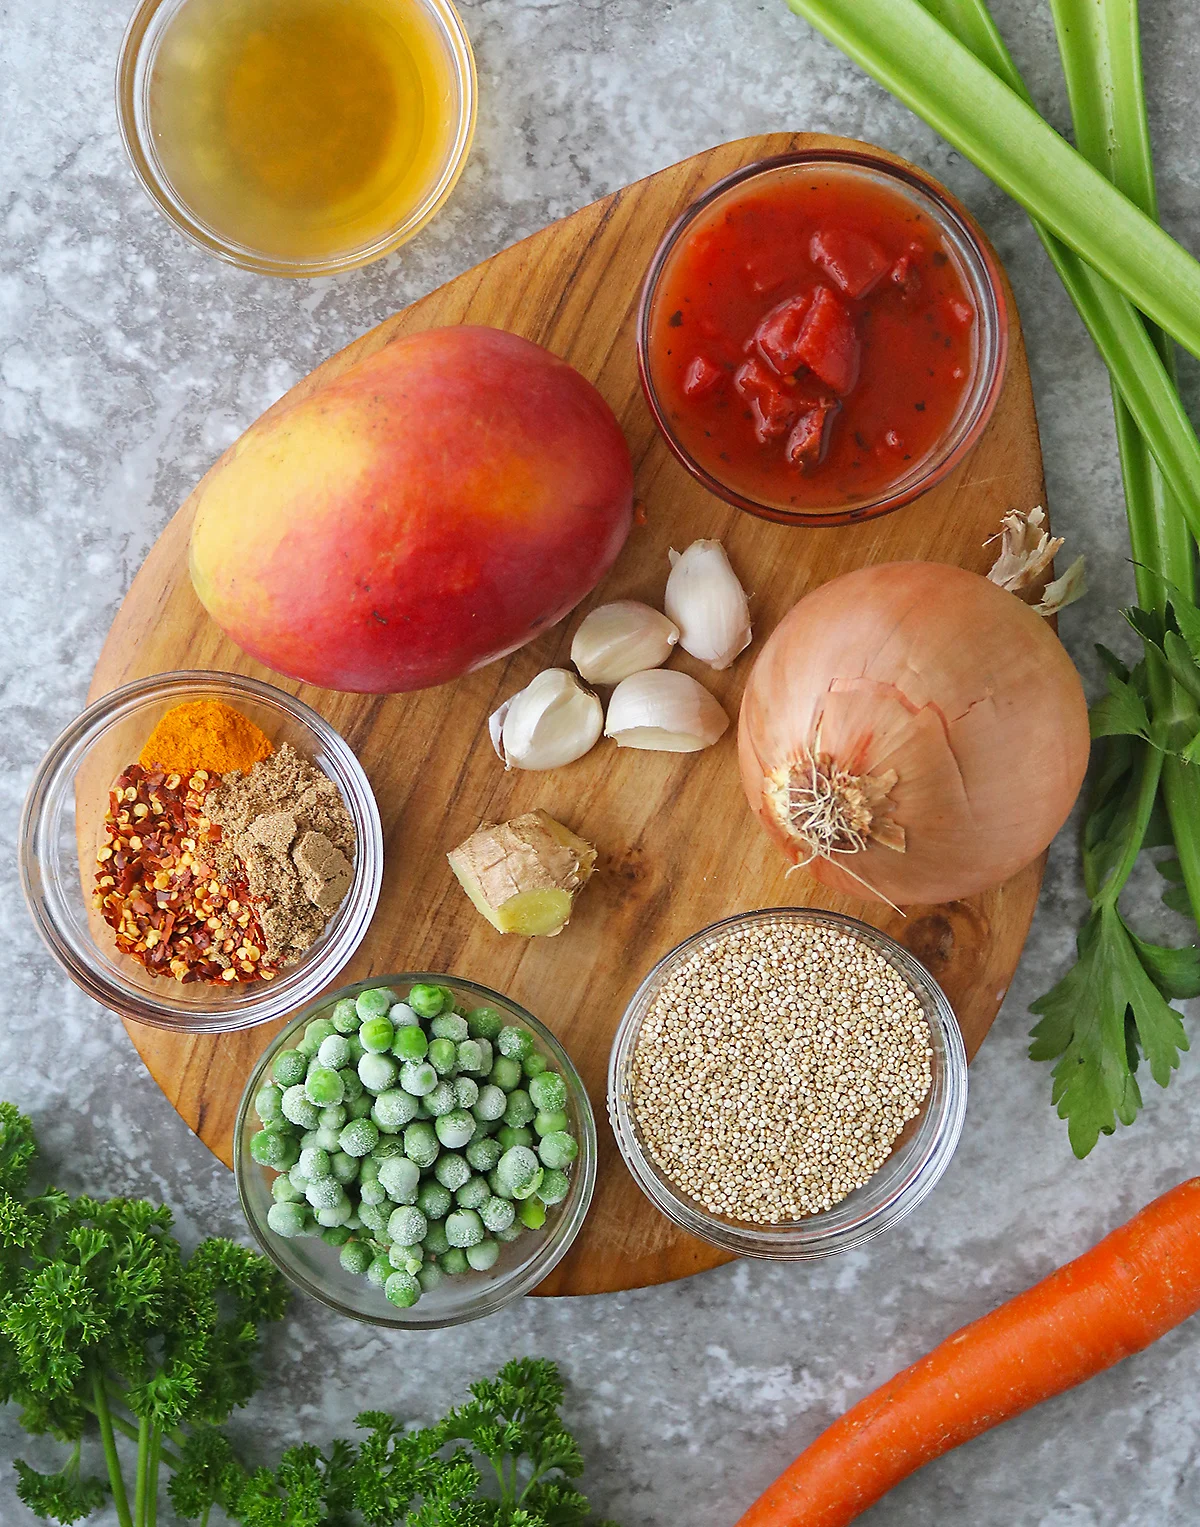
[784,0,1200,362]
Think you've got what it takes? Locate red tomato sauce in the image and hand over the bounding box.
[646,165,981,513]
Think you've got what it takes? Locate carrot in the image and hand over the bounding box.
[736,1178,1200,1527]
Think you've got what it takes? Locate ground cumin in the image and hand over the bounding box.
[139,699,274,776]
[206,744,355,965]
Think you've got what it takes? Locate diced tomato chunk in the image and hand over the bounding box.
[734,358,799,442]
[785,400,837,466]
[809,228,890,298]
[794,286,860,396]
[682,355,723,398]
[890,254,921,296]
[752,293,812,375]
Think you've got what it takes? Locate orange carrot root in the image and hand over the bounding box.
[736,1178,1200,1527]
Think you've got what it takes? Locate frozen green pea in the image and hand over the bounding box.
[331,998,360,1034]
[435,1109,476,1150]
[523,1051,549,1081]
[480,1196,515,1233]
[496,1145,542,1199]
[496,1223,524,1243]
[366,1254,392,1288]
[359,1178,387,1207]
[433,1152,471,1191]
[339,1067,365,1102]
[305,1066,345,1108]
[322,1223,352,1247]
[497,1025,534,1062]
[519,1198,547,1230]
[534,1109,569,1138]
[295,1035,319,1060]
[267,1201,307,1238]
[250,1130,298,1170]
[339,1118,379,1158]
[466,1136,504,1172]
[305,1017,337,1049]
[319,1104,348,1131]
[400,1059,438,1096]
[316,1198,353,1228]
[371,1135,405,1159]
[467,1006,503,1040]
[272,1173,305,1204]
[487,1166,508,1200]
[356,987,396,1022]
[428,1038,458,1077]
[439,1247,469,1275]
[299,1129,322,1151]
[472,1084,507,1122]
[503,1089,535,1129]
[262,1116,294,1135]
[497,1125,533,1151]
[314,1125,342,1153]
[538,1131,578,1170]
[288,1163,311,1192]
[329,1151,360,1185]
[489,1056,523,1093]
[358,1052,398,1094]
[347,1094,374,1121]
[537,1168,570,1206]
[392,1025,428,1062]
[417,1181,452,1220]
[360,1014,395,1053]
[358,1202,391,1233]
[474,1038,494,1075]
[424,1219,451,1256]
[317,1034,351,1070]
[445,1209,484,1248]
[456,1039,486,1075]
[467,1238,500,1272]
[360,1156,381,1183]
[387,1205,427,1246]
[408,983,445,1018]
[389,1242,424,1273]
[255,1085,284,1125]
[453,1076,479,1110]
[424,1081,456,1117]
[340,1239,372,1276]
[390,1001,420,1029]
[469,1119,495,1145]
[281,1085,320,1130]
[345,1035,366,1065]
[455,1174,491,1210]
[305,1178,344,1211]
[272,1048,307,1087]
[378,1156,420,1203]
[529,1071,568,1113]
[431,1011,468,1041]
[403,1121,440,1169]
[417,1263,444,1294]
[372,1089,419,1133]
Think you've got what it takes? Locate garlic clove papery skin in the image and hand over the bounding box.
[604,668,729,752]
[491,669,603,770]
[570,600,680,685]
[664,539,752,671]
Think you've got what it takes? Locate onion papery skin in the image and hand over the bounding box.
[738,561,1090,905]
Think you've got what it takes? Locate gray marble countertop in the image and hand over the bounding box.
[4,1,1200,1523]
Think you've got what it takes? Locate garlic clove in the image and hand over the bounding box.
[570,600,680,685]
[664,539,752,671]
[491,668,603,771]
[604,668,729,752]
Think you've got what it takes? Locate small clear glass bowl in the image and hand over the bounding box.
[116,0,477,277]
[608,908,967,1260]
[19,671,383,1034]
[234,974,597,1328]
[637,148,1008,527]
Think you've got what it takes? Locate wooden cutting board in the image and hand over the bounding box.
[88,133,1047,1296]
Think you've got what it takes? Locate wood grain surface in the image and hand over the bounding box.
[86,133,1048,1296]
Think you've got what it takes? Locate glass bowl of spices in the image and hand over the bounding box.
[234,974,596,1328]
[608,908,967,1259]
[19,671,383,1033]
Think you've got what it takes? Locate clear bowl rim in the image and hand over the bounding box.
[233,971,598,1328]
[608,907,968,1260]
[114,0,478,277]
[635,146,1010,528]
[18,669,384,1033]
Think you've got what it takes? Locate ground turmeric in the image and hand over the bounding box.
[139,699,274,776]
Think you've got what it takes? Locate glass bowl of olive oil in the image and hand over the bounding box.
[117,0,476,276]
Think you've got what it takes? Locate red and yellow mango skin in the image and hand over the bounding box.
[189,326,634,693]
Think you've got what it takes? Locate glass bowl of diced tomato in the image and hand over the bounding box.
[636,144,1008,527]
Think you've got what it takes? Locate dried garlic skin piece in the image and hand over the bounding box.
[447,809,596,936]
[986,504,1085,616]
[570,600,679,684]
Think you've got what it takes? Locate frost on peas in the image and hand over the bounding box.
[389,1243,424,1273]
[345,1035,366,1066]
[467,1238,500,1272]
[529,1072,568,1114]
[357,1202,391,1233]
[440,1247,469,1275]
[340,1239,372,1276]
[356,987,395,1022]
[453,1076,479,1111]
[250,1131,299,1170]
[288,1164,311,1192]
[444,1209,484,1248]
[495,1223,524,1243]
[317,1034,351,1070]
[331,998,360,1035]
[469,1119,496,1146]
[489,1056,523,1094]
[255,1086,284,1125]
[339,1118,379,1158]
[272,1049,307,1087]
[319,1104,348,1131]
[305,1066,346,1108]
[305,1178,344,1211]
[534,1109,569,1138]
[417,1262,444,1293]
[537,1168,570,1206]
[314,1125,342,1153]
[322,1224,352,1247]
[266,1202,307,1238]
[272,1174,305,1204]
[433,1153,472,1192]
[472,1085,507,1122]
[305,1018,337,1049]
[372,1089,419,1133]
[455,1174,491,1211]
[348,1095,375,1121]
[480,1195,516,1233]
[366,1254,392,1288]
[385,1270,421,1308]
[360,1014,395,1054]
[467,1006,503,1041]
[387,1206,427,1247]
[378,1156,420,1204]
[424,1081,456,1118]
[503,1089,536,1129]
[359,1156,381,1183]
[428,1038,458,1077]
[389,1001,420,1029]
[539,1131,579,1170]
[329,1151,360,1185]
[408,983,445,1019]
[473,1039,494,1076]
[466,1136,504,1172]
[430,1011,469,1042]
[359,1179,387,1207]
[417,1181,452,1220]
[399,1060,438,1097]
[358,1052,398,1095]
[435,1110,476,1150]
[281,1085,320,1130]
[339,1067,365,1103]
[456,1039,485,1076]
[496,1145,542,1200]
[392,1025,428,1063]
[497,1025,534,1062]
[317,1198,353,1228]
[403,1121,440,1169]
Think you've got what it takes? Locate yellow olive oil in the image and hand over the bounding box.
[149,0,461,262]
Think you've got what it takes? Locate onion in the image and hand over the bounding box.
[737,562,1090,905]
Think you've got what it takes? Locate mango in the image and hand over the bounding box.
[189,326,634,692]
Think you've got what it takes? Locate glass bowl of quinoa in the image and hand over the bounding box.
[608,907,967,1259]
[19,670,383,1033]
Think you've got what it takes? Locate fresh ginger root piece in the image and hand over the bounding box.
[447,809,597,937]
